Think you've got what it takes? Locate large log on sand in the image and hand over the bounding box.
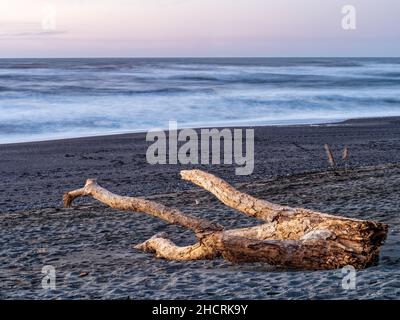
[64,170,388,270]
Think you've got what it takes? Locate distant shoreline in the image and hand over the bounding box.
[2,115,400,146]
[0,116,342,145]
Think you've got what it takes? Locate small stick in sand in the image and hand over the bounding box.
[324,144,336,168]
[342,146,349,171]
[342,146,349,161]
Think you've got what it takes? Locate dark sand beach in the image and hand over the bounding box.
[1,117,400,299]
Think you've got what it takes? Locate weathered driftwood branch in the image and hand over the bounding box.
[64,170,388,270]
[63,179,222,234]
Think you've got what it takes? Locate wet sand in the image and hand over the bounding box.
[1,117,400,299]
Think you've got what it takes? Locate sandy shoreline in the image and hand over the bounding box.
[1,116,400,299]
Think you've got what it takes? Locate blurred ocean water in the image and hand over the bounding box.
[0,57,400,143]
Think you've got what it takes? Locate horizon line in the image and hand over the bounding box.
[0,56,399,59]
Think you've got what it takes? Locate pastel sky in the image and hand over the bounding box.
[0,0,399,57]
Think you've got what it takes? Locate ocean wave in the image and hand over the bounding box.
[365,72,400,78]
[0,85,209,96]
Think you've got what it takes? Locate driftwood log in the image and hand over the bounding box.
[64,170,388,270]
